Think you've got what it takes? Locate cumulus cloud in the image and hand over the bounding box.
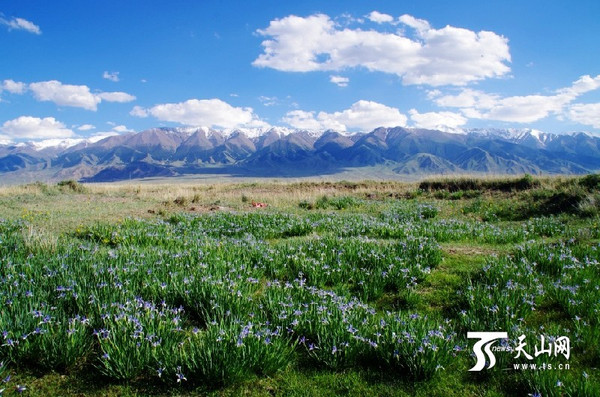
[96,91,136,103]
[409,109,467,131]
[0,16,41,34]
[398,14,430,32]
[103,71,120,82]
[283,100,407,132]
[282,110,328,130]
[131,98,269,129]
[433,74,600,123]
[0,116,74,140]
[129,105,148,118]
[29,80,101,110]
[253,13,510,86]
[77,124,95,131]
[567,103,600,128]
[0,134,11,145]
[111,125,133,133]
[88,131,121,143]
[28,80,135,110]
[2,79,27,94]
[80,125,131,143]
[431,88,499,109]
[330,75,349,87]
[366,11,394,24]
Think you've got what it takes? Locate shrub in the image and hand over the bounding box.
[315,195,330,209]
[418,204,438,219]
[328,196,360,210]
[579,174,600,191]
[57,180,86,193]
[578,194,600,217]
[298,200,314,210]
[173,196,188,206]
[419,174,539,194]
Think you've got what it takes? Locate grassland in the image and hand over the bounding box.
[0,175,598,396]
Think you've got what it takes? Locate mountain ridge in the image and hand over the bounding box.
[1,126,599,183]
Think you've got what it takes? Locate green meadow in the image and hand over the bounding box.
[0,175,598,396]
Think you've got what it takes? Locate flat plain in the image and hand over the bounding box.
[0,175,598,396]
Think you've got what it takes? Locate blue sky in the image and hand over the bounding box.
[1,0,599,143]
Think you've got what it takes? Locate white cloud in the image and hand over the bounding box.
[96,91,136,103]
[432,88,501,111]
[129,105,148,118]
[283,100,407,132]
[559,74,600,97]
[330,75,349,87]
[0,116,74,140]
[88,131,121,143]
[0,136,12,145]
[426,89,442,99]
[112,125,133,133]
[282,110,327,130]
[258,96,278,106]
[323,100,407,131]
[77,124,95,131]
[434,74,600,123]
[366,11,394,24]
[81,127,130,144]
[409,109,467,131]
[567,103,600,128]
[398,14,430,32]
[29,80,100,110]
[28,80,135,110]
[0,16,41,34]
[131,98,269,128]
[253,13,510,86]
[102,71,120,82]
[2,79,26,94]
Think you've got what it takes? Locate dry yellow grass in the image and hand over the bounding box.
[0,180,419,234]
[0,174,582,235]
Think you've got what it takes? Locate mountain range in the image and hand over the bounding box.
[1,126,599,183]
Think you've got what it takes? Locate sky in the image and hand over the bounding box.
[1,0,600,144]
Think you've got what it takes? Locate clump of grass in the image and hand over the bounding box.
[419,204,439,219]
[191,194,202,203]
[56,180,86,193]
[298,200,313,210]
[419,174,538,193]
[578,194,600,217]
[313,195,361,210]
[22,224,58,253]
[184,322,296,387]
[579,173,600,191]
[315,195,330,209]
[173,196,188,206]
[329,196,360,210]
[31,181,58,195]
[403,190,421,199]
[461,176,599,220]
